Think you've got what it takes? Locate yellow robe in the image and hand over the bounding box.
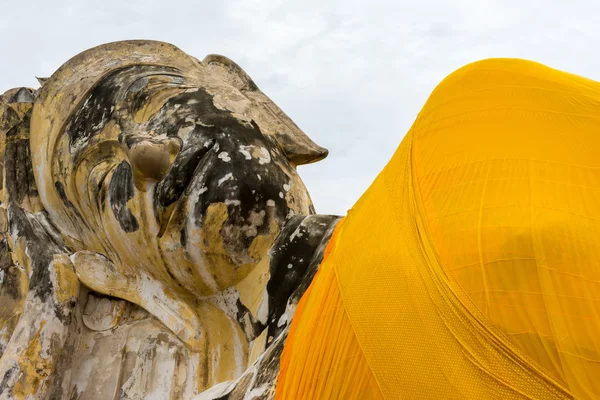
[277,58,600,399]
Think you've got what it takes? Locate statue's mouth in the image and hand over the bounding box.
[154,139,217,237]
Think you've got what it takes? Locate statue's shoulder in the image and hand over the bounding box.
[266,214,341,341]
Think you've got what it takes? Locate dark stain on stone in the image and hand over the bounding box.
[108,161,139,233]
[7,205,73,323]
[180,226,187,247]
[0,104,19,131]
[4,110,38,206]
[8,87,35,103]
[0,365,17,395]
[0,238,18,300]
[65,65,182,153]
[149,89,292,258]
[154,137,215,211]
[235,298,265,341]
[266,215,340,344]
[55,181,75,210]
[65,80,116,153]
[55,181,87,229]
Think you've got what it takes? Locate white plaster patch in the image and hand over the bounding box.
[137,274,198,345]
[258,147,271,164]
[196,119,215,128]
[218,173,234,186]
[229,318,245,377]
[177,124,195,138]
[266,200,275,207]
[153,132,169,141]
[277,313,288,328]
[238,145,252,160]
[284,301,298,325]
[256,291,269,325]
[218,152,231,162]
[278,192,284,199]
[283,183,291,192]
[192,380,236,399]
[245,384,268,399]
[244,210,266,238]
[204,287,241,322]
[289,226,304,242]
[184,212,219,292]
[287,263,293,269]
[211,341,222,385]
[225,199,241,207]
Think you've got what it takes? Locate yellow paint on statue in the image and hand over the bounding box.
[13,321,50,400]
[51,254,79,303]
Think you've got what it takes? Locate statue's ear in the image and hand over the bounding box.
[202,55,328,166]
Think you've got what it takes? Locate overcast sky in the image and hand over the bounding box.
[1,0,599,215]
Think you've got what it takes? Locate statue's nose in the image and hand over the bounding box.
[125,136,182,189]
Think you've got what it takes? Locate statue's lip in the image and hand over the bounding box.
[154,139,217,237]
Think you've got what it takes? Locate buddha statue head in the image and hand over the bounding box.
[30,40,328,348]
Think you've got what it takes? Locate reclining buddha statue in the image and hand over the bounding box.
[0,41,598,399]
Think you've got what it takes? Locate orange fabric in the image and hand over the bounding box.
[276,221,384,400]
[276,58,600,399]
[413,59,600,397]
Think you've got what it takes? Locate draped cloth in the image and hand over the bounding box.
[277,58,600,399]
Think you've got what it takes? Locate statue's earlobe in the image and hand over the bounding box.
[202,55,328,166]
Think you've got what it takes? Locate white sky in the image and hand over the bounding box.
[1,0,599,215]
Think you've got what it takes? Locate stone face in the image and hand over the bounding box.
[0,40,340,399]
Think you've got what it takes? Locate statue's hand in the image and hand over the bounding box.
[71,250,205,351]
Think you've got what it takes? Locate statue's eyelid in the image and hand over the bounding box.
[126,71,186,96]
[127,76,149,93]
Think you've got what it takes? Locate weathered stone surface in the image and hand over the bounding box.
[0,40,339,399]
